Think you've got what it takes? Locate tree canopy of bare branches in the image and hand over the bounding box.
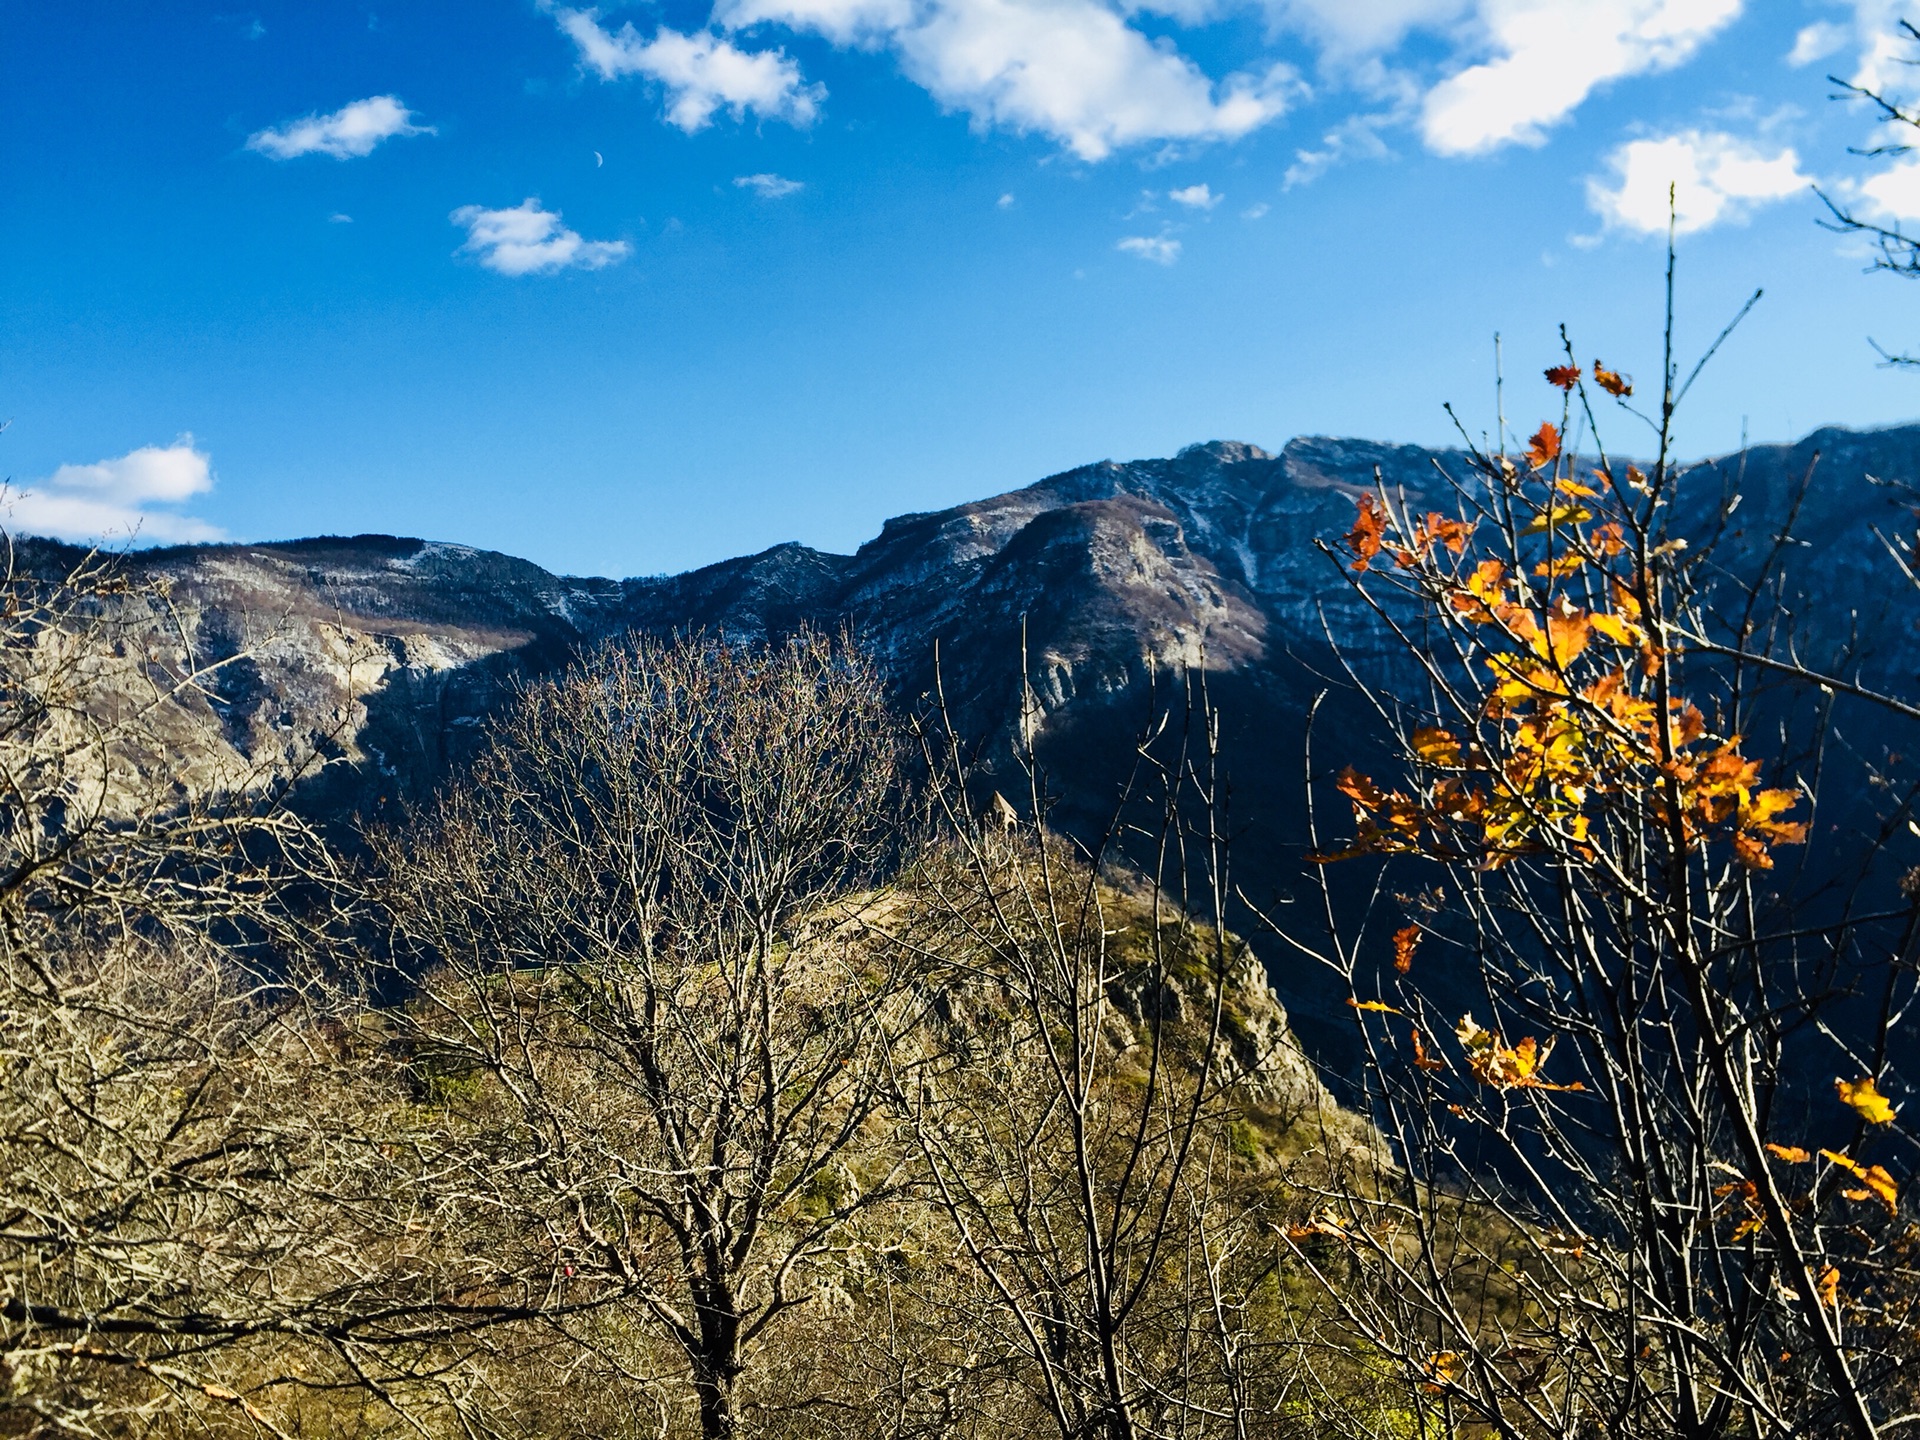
[368,630,925,1440]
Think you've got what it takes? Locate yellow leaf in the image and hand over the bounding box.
[1534,553,1586,578]
[1411,726,1462,767]
[1520,503,1593,536]
[1347,998,1402,1015]
[1589,612,1643,646]
[1838,1076,1896,1125]
[1821,1149,1900,1213]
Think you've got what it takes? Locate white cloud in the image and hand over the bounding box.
[551,7,822,131]
[1169,182,1220,208]
[735,172,805,197]
[1117,233,1181,263]
[451,199,631,276]
[1586,129,1810,234]
[246,95,432,160]
[1421,0,1743,156]
[5,439,223,546]
[1267,0,1467,56]
[329,212,353,223]
[1242,201,1270,218]
[902,0,1298,160]
[1854,156,1920,220]
[1788,20,1850,67]
[997,191,1016,207]
[724,0,1297,160]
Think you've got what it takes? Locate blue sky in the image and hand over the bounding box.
[5,1,1920,576]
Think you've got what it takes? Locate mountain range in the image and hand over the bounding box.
[32,421,1920,1073]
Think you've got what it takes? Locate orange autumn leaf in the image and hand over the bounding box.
[1535,553,1587,578]
[1286,1208,1371,1244]
[1818,1264,1842,1309]
[1456,1014,1585,1092]
[1593,361,1633,397]
[1589,521,1628,556]
[1392,924,1421,974]
[1543,609,1592,665]
[1545,364,1581,390]
[1821,1149,1900,1213]
[1451,559,1511,622]
[1419,1351,1463,1393]
[1527,422,1562,470]
[1346,493,1387,572]
[1334,766,1387,809]
[1417,512,1474,556]
[1411,1026,1448,1071]
[1838,1076,1897,1125]
[1766,1143,1813,1164]
[1715,1176,1764,1241]
[1731,831,1776,870]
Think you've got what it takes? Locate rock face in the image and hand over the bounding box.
[37,423,1920,1071]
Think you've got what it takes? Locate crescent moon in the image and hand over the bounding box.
[594,151,604,167]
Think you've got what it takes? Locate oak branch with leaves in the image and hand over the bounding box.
[1277,337,1919,1440]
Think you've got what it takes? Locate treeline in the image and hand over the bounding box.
[8,350,1920,1439]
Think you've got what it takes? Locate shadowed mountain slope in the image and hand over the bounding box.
[34,423,1920,1072]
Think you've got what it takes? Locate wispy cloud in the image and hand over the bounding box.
[1117,233,1182,264]
[551,6,822,131]
[451,199,631,276]
[1788,20,1850,67]
[246,95,432,160]
[1169,182,1220,208]
[735,172,805,197]
[1586,128,1810,235]
[4,438,223,545]
[1284,109,1394,187]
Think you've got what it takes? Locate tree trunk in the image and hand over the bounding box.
[692,1356,740,1440]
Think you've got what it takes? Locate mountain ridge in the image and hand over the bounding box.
[23,419,1920,1071]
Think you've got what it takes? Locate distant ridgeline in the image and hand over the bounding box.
[32,422,1920,1072]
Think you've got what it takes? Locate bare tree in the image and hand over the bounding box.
[1820,18,1920,366]
[0,537,521,1436]
[896,659,1370,1440]
[369,629,924,1440]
